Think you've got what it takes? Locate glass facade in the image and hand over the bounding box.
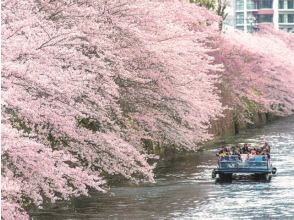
[257,14,273,22]
[236,12,245,24]
[236,0,244,10]
[234,0,294,32]
[279,14,285,23]
[247,0,258,9]
[259,0,273,8]
[236,26,245,31]
[288,14,294,22]
[279,0,284,9]
[288,0,294,9]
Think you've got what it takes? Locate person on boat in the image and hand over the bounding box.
[236,144,241,154]
[256,148,262,155]
[224,147,231,155]
[263,142,271,153]
[231,147,241,160]
[241,144,249,154]
[217,147,226,157]
[262,149,271,159]
[246,147,257,160]
[250,148,257,155]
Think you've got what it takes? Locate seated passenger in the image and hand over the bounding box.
[219,150,226,157]
[256,148,262,155]
[246,148,257,160]
[217,147,226,157]
[250,148,257,155]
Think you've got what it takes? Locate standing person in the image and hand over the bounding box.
[266,150,271,160]
[261,149,270,160]
[236,144,241,154]
[251,148,257,155]
[224,146,231,155]
[263,142,271,153]
[241,144,249,154]
[232,146,241,160]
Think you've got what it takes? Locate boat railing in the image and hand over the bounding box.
[218,155,269,169]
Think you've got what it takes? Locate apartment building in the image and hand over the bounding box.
[234,0,294,32]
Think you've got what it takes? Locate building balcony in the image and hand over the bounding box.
[256,9,274,14]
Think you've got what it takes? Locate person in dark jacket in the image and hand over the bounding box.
[241,144,249,154]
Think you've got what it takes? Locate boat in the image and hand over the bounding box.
[212,154,277,181]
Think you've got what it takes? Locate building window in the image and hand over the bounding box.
[236,0,244,10]
[236,19,245,24]
[288,14,294,23]
[259,0,273,8]
[279,0,284,8]
[257,15,273,23]
[236,18,244,25]
[236,13,244,24]
[288,0,294,9]
[236,26,244,31]
[279,14,285,23]
[247,0,257,9]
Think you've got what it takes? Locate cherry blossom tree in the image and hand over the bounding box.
[215,25,294,119]
[118,1,224,148]
[1,123,105,218]
[2,0,224,218]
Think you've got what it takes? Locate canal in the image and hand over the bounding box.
[31,116,294,219]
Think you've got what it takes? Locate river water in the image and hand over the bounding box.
[31,117,294,220]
